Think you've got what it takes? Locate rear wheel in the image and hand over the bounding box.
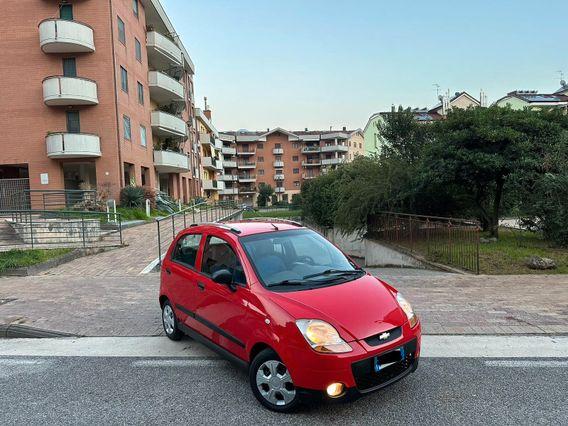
[249,348,299,412]
[162,300,183,341]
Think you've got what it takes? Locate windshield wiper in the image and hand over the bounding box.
[303,269,363,280]
[268,279,306,287]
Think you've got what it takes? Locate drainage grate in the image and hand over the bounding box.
[0,298,16,306]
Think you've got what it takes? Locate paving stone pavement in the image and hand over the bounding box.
[1,268,567,336]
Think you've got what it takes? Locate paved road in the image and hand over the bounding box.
[1,336,567,425]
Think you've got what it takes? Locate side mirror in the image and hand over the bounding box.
[211,269,237,291]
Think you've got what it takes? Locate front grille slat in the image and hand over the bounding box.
[351,339,417,392]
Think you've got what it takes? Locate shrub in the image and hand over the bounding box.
[120,186,145,207]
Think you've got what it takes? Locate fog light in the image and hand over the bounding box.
[326,382,344,398]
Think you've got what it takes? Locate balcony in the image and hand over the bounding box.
[151,111,187,138]
[223,160,237,168]
[220,188,239,195]
[214,138,223,150]
[202,157,222,170]
[146,31,183,70]
[148,71,184,105]
[302,160,321,167]
[302,146,321,154]
[153,150,190,173]
[219,174,238,182]
[275,187,285,193]
[302,173,318,180]
[273,148,284,155]
[202,180,223,191]
[239,187,256,194]
[46,133,101,159]
[199,133,214,147]
[39,19,95,53]
[222,146,236,155]
[237,162,256,169]
[322,157,345,165]
[274,174,285,181]
[43,76,98,106]
[273,161,284,168]
[236,148,256,156]
[321,144,349,153]
[239,175,256,183]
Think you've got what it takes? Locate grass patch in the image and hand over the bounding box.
[116,207,169,221]
[478,228,568,274]
[0,249,72,273]
[243,209,302,219]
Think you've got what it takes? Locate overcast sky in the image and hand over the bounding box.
[162,0,565,131]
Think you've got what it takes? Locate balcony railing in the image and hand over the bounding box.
[274,174,285,181]
[202,180,221,191]
[321,144,349,153]
[223,160,237,168]
[220,188,239,195]
[39,19,95,53]
[146,31,183,70]
[151,111,187,138]
[153,150,190,173]
[302,160,321,167]
[46,133,101,159]
[202,157,222,170]
[239,187,256,194]
[273,161,284,168]
[236,149,256,155]
[238,175,256,182]
[302,146,321,153]
[275,187,285,193]
[302,173,318,179]
[222,146,236,155]
[42,76,98,106]
[273,148,284,155]
[219,174,238,182]
[148,71,184,104]
[237,162,256,169]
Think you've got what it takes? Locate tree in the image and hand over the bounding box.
[257,183,274,207]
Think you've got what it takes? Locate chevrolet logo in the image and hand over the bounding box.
[379,332,390,340]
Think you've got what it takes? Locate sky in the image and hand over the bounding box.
[162,0,566,131]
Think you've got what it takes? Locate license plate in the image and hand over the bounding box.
[374,346,405,372]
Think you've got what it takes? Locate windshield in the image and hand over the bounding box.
[240,229,362,289]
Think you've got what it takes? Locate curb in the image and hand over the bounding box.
[0,323,78,339]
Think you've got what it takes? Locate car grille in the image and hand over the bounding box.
[351,339,417,392]
[364,326,402,346]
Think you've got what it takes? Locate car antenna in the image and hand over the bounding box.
[270,222,279,231]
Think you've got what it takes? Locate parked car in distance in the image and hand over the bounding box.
[159,220,421,412]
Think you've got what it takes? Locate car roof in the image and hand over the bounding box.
[188,220,305,237]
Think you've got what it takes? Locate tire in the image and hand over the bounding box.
[249,348,300,412]
[161,300,183,341]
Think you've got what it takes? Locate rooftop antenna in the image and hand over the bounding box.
[433,83,441,98]
[558,70,566,87]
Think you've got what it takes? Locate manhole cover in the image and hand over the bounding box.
[0,298,16,306]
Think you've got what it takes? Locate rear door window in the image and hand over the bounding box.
[171,233,201,268]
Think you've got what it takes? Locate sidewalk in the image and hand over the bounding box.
[2,269,567,337]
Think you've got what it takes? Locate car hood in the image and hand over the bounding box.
[268,274,406,341]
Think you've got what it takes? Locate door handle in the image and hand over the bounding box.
[165,268,171,275]
[197,282,205,291]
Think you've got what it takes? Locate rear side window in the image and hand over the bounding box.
[172,234,201,268]
[201,236,245,285]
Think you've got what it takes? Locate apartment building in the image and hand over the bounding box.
[219,128,364,205]
[196,106,223,200]
[0,0,200,204]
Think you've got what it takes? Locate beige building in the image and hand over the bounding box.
[196,106,223,200]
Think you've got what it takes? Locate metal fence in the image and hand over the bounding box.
[156,200,242,264]
[0,210,123,252]
[368,212,480,274]
[0,189,97,211]
[0,178,30,210]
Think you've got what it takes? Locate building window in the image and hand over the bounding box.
[257,156,264,162]
[294,181,300,187]
[293,168,299,174]
[292,155,299,161]
[359,143,362,149]
[120,66,128,92]
[275,143,281,148]
[123,115,131,141]
[62,58,76,77]
[257,143,263,149]
[292,143,299,149]
[60,4,73,20]
[258,169,264,176]
[141,167,149,186]
[135,38,142,62]
[66,111,80,133]
[137,82,144,105]
[132,0,139,18]
[124,162,134,186]
[140,125,147,147]
[117,16,126,45]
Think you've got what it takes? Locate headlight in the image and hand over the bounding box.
[296,319,352,353]
[396,293,418,328]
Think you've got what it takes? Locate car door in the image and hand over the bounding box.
[193,233,251,360]
[165,232,204,331]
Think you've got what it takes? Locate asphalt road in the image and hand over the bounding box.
[1,354,567,425]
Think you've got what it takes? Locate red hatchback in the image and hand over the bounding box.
[159,220,421,412]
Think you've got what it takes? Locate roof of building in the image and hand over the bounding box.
[195,108,219,136]
[427,91,480,114]
[494,90,568,105]
[220,127,362,142]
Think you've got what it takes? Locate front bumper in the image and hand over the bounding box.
[285,320,421,399]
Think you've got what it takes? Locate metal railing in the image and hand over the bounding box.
[156,200,242,265]
[368,212,480,274]
[0,209,123,251]
[1,189,98,211]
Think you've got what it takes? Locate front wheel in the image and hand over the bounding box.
[249,348,299,412]
[162,300,183,341]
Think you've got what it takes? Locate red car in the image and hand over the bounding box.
[159,220,421,412]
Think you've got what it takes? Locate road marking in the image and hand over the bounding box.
[140,254,164,275]
[0,335,566,358]
[485,360,568,368]
[132,359,227,368]
[0,358,48,366]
